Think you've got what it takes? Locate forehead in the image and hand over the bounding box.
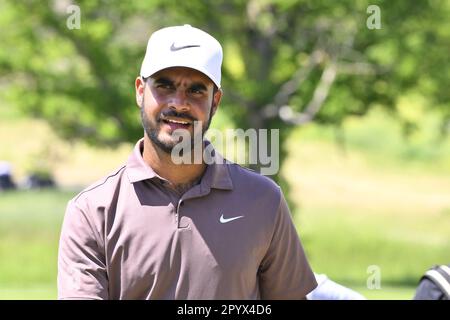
[150,67,213,87]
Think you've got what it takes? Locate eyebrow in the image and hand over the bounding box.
[153,77,208,92]
[189,82,207,92]
[153,77,174,87]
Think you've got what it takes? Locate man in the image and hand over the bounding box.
[58,25,317,299]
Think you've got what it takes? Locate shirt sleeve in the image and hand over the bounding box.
[57,199,109,300]
[258,190,317,299]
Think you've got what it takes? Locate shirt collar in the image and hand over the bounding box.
[126,138,159,183]
[126,138,233,190]
[201,143,233,191]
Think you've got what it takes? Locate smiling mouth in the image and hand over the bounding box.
[162,118,191,125]
[160,116,194,131]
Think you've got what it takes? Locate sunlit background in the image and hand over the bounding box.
[0,0,449,299]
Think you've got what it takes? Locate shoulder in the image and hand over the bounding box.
[70,165,127,209]
[228,163,280,190]
[227,163,282,208]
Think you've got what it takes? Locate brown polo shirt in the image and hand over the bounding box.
[57,138,317,299]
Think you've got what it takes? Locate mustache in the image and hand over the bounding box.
[158,110,197,122]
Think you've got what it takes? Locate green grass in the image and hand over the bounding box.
[282,117,450,300]
[296,208,449,288]
[352,286,416,300]
[0,285,56,300]
[1,175,448,299]
[0,190,77,299]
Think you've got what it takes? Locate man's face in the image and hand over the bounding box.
[135,67,222,153]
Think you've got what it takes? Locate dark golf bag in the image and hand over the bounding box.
[413,264,450,300]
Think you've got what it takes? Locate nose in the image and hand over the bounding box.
[168,89,190,112]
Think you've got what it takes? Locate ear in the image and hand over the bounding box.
[210,88,223,117]
[135,76,145,108]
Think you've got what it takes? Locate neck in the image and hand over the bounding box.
[142,135,207,189]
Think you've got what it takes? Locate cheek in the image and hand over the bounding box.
[194,97,214,118]
[143,94,163,117]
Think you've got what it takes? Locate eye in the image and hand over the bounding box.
[189,86,206,95]
[153,78,175,91]
[157,83,174,90]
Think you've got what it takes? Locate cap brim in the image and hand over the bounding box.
[141,63,220,89]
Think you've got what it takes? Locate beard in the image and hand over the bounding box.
[140,99,213,154]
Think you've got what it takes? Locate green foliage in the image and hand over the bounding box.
[1,0,448,144]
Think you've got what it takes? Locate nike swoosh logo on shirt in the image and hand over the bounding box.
[220,214,244,224]
[170,43,201,51]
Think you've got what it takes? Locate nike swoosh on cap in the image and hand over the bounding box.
[219,214,244,224]
[170,43,201,51]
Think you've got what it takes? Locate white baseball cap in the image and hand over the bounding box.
[140,24,223,88]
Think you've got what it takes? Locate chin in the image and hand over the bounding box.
[153,135,178,152]
[158,133,178,145]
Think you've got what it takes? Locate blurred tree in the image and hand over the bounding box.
[0,0,449,202]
